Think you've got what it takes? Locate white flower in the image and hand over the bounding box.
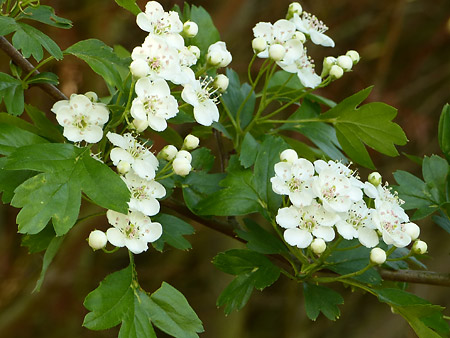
[335,200,379,248]
[107,132,159,180]
[130,78,178,132]
[51,94,109,143]
[290,12,335,47]
[106,210,162,254]
[207,41,232,68]
[271,158,315,208]
[364,182,409,223]
[181,78,220,126]
[278,47,322,88]
[372,205,411,247]
[276,202,339,248]
[88,230,107,250]
[123,170,166,216]
[280,149,298,163]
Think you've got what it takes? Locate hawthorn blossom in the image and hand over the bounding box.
[364,182,409,222]
[372,206,412,247]
[106,210,162,254]
[290,12,335,47]
[130,78,178,131]
[181,77,219,126]
[278,47,322,88]
[51,94,109,143]
[107,132,159,180]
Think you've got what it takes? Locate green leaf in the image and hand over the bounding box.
[0,111,40,133]
[24,104,65,142]
[5,143,129,235]
[0,16,17,35]
[422,155,448,202]
[152,213,195,251]
[191,147,214,172]
[438,104,450,161]
[222,69,255,129]
[281,136,317,162]
[0,157,35,203]
[120,290,157,338]
[158,126,183,149]
[16,5,72,29]
[303,283,344,321]
[432,211,450,234]
[182,171,225,212]
[12,22,63,61]
[65,39,127,91]
[26,72,59,86]
[114,0,141,15]
[33,235,64,292]
[0,122,47,155]
[21,224,56,253]
[320,87,407,168]
[235,218,288,255]
[267,70,303,101]
[214,249,281,314]
[239,132,260,168]
[0,72,24,116]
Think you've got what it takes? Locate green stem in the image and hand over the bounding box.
[156,171,175,181]
[76,211,106,225]
[443,315,450,321]
[258,118,336,124]
[313,263,375,283]
[102,246,120,254]
[387,251,413,262]
[219,96,238,132]
[23,55,55,82]
[247,54,257,85]
[129,250,137,282]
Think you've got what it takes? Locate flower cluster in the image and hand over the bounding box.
[272,149,423,253]
[129,1,231,128]
[252,2,359,88]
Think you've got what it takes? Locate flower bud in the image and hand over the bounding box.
[252,37,267,54]
[183,134,200,150]
[188,45,201,59]
[370,247,386,265]
[207,51,222,67]
[173,157,192,176]
[346,50,360,64]
[321,56,337,77]
[183,21,198,38]
[132,119,148,133]
[213,74,229,92]
[280,149,298,162]
[292,32,306,43]
[158,145,178,161]
[404,222,420,241]
[269,44,285,61]
[88,230,107,250]
[311,238,326,254]
[412,240,427,254]
[329,65,344,79]
[117,160,131,174]
[176,150,192,163]
[85,91,98,102]
[130,59,150,78]
[368,172,382,187]
[337,55,353,71]
[288,2,303,16]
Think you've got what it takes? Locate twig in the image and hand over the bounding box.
[379,269,450,287]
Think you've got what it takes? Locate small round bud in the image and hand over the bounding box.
[173,157,192,176]
[337,55,353,71]
[188,45,201,59]
[158,145,178,161]
[207,51,222,67]
[412,240,427,254]
[176,150,192,163]
[311,238,326,254]
[252,37,267,54]
[370,247,386,265]
[213,74,229,92]
[329,65,344,79]
[85,91,98,102]
[88,230,107,250]
[292,32,306,43]
[346,50,360,64]
[183,134,200,150]
[269,44,285,61]
[280,149,298,162]
[404,222,420,241]
[132,119,148,133]
[183,21,198,38]
[288,2,303,16]
[321,56,337,77]
[130,59,150,78]
[117,160,131,175]
[368,172,382,187]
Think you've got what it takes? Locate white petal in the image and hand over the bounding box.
[276,207,298,229]
[133,158,156,180]
[310,30,335,47]
[312,226,335,242]
[193,101,218,126]
[142,221,163,242]
[106,227,126,247]
[357,228,379,248]
[125,238,148,254]
[289,190,313,208]
[148,115,168,131]
[284,228,312,248]
[83,126,103,143]
[110,147,134,166]
[138,198,160,216]
[297,68,322,88]
[336,220,357,240]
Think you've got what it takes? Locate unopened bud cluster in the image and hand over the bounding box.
[322,50,360,79]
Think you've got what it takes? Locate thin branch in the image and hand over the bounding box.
[0,36,67,101]
[379,269,450,287]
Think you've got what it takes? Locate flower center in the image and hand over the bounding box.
[302,12,328,33]
[123,222,140,239]
[131,186,148,200]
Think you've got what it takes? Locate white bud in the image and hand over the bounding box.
[88,230,107,250]
[321,56,337,77]
[84,91,98,102]
[346,50,360,64]
[337,55,353,71]
[269,44,285,61]
[311,238,326,254]
[173,157,192,176]
[159,145,178,161]
[188,45,201,59]
[130,59,150,78]
[132,119,148,133]
[207,51,222,67]
[405,223,420,241]
[412,240,427,254]
[292,32,306,43]
[288,2,303,16]
[280,149,298,162]
[183,134,200,150]
[183,21,198,38]
[213,74,229,92]
[370,247,386,265]
[117,160,131,174]
[252,37,267,54]
[329,65,344,79]
[176,150,192,163]
[368,172,382,187]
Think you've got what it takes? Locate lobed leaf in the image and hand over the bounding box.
[0,72,24,116]
[303,283,344,321]
[16,5,72,29]
[152,213,195,251]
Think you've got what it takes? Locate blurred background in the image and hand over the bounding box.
[1,0,450,337]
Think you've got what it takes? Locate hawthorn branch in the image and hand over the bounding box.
[379,269,450,287]
[0,36,67,101]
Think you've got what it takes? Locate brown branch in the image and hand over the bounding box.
[0,36,67,101]
[379,269,450,287]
